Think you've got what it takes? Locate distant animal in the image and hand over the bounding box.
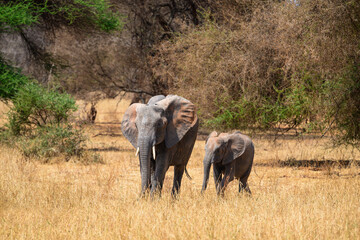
[201,131,254,196]
[121,95,198,197]
[88,102,97,124]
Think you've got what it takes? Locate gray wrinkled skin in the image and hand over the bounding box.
[121,95,198,198]
[201,131,254,196]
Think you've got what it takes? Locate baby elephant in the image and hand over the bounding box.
[202,131,254,196]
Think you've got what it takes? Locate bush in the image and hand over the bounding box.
[0,61,91,159]
[16,124,86,159]
[7,82,77,135]
[2,82,86,158]
[206,79,313,131]
[330,63,360,147]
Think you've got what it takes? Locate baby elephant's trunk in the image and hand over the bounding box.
[201,157,212,193]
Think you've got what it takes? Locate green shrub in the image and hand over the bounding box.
[0,0,124,32]
[7,82,77,135]
[206,80,313,131]
[0,61,91,159]
[72,0,124,32]
[0,0,38,31]
[330,63,360,147]
[3,82,85,158]
[16,124,86,159]
[0,57,29,101]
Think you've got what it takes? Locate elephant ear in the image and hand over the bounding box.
[206,131,218,144]
[156,95,198,148]
[223,133,246,165]
[147,95,166,105]
[205,131,218,153]
[121,103,142,148]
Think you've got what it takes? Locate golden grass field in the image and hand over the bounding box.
[0,99,360,239]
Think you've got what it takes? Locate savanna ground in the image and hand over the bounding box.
[0,98,359,239]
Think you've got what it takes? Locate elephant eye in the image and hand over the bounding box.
[158,118,167,127]
[157,120,164,127]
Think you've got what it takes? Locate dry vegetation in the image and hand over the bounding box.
[1,100,360,239]
[152,0,360,143]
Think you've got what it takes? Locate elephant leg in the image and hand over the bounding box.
[213,165,222,195]
[150,159,168,197]
[239,161,252,195]
[219,164,234,196]
[171,165,185,197]
[239,177,251,195]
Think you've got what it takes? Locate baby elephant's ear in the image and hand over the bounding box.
[206,131,218,144]
[121,103,142,148]
[223,134,246,165]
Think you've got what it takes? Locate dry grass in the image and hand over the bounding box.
[0,102,9,127]
[1,100,360,239]
[74,96,131,124]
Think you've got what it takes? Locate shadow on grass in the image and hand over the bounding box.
[278,159,360,168]
[92,133,123,137]
[88,147,133,152]
[255,159,360,169]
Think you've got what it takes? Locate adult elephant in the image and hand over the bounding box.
[201,131,254,196]
[121,95,199,197]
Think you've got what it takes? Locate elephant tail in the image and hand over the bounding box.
[185,167,192,180]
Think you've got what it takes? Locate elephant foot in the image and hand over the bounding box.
[171,189,181,200]
[137,188,152,200]
[217,192,225,198]
[150,190,162,200]
[238,183,252,196]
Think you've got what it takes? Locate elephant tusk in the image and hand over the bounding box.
[135,147,139,157]
[152,146,156,160]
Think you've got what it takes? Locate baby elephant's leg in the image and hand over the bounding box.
[213,164,222,195]
[219,164,234,196]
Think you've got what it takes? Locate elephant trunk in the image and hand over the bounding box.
[139,137,152,194]
[201,156,212,193]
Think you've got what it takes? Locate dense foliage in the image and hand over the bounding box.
[0,0,124,32]
[0,58,29,101]
[0,58,87,159]
[7,82,77,135]
[153,0,360,146]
